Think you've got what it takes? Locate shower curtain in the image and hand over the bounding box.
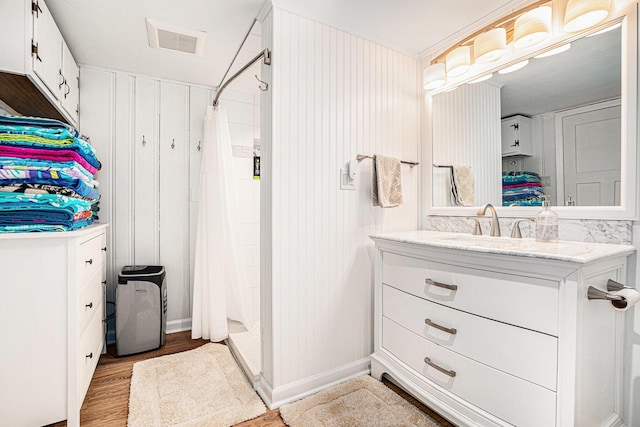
[192,106,251,342]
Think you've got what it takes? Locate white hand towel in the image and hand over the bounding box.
[372,155,403,208]
[452,165,474,206]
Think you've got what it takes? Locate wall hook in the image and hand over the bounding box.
[142,135,146,146]
[255,74,268,91]
[171,138,175,149]
[197,140,201,151]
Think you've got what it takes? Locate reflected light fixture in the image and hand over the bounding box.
[446,46,471,77]
[513,6,552,49]
[474,28,507,63]
[469,73,493,84]
[587,21,621,36]
[534,43,571,58]
[563,0,611,33]
[498,60,529,74]
[423,63,446,90]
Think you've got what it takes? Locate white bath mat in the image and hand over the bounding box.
[280,375,440,427]
[128,343,265,426]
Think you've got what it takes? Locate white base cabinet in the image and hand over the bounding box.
[371,232,633,427]
[0,224,108,427]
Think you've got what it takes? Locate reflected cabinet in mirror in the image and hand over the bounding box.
[427,4,638,220]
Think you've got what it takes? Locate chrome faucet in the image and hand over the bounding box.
[476,203,501,237]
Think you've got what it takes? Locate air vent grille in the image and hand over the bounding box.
[146,18,206,57]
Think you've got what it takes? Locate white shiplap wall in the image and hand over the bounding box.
[431,82,502,207]
[259,7,419,406]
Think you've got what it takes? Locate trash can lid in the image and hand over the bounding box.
[120,265,165,276]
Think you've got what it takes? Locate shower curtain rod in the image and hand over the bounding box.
[212,48,272,108]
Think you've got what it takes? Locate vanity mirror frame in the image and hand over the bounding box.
[421,1,638,220]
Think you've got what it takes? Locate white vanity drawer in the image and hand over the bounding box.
[383,285,558,390]
[77,307,103,403]
[78,269,103,337]
[77,232,105,283]
[382,318,556,427]
[382,252,559,336]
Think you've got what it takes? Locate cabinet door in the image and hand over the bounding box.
[501,118,520,156]
[32,0,63,99]
[159,81,190,322]
[61,42,79,122]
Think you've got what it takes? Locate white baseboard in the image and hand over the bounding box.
[167,318,192,334]
[256,357,371,409]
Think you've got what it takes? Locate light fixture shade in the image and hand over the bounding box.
[474,28,507,63]
[446,46,471,77]
[423,63,446,90]
[498,60,529,74]
[563,0,611,32]
[469,73,493,84]
[534,43,571,58]
[513,6,552,49]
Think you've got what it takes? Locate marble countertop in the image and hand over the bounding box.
[371,230,636,264]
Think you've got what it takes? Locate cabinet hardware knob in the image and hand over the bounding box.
[142,135,146,146]
[64,81,70,98]
[425,278,458,291]
[101,280,107,285]
[32,1,42,16]
[424,357,456,378]
[171,138,175,149]
[425,318,457,335]
[86,352,93,359]
[85,258,93,265]
[59,70,65,89]
[197,140,201,151]
[510,140,520,148]
[85,302,93,309]
[101,247,107,252]
[510,123,519,130]
[31,42,42,62]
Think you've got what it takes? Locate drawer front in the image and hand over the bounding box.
[382,318,557,427]
[382,252,559,335]
[77,232,105,283]
[383,285,558,390]
[77,307,103,403]
[78,269,104,336]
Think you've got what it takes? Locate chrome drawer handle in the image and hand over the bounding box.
[85,258,93,265]
[425,278,457,291]
[424,357,456,378]
[425,318,457,335]
[101,280,107,285]
[101,247,107,252]
[85,302,93,309]
[86,352,93,359]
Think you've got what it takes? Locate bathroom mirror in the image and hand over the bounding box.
[425,7,638,220]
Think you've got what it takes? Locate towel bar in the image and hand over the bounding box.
[356,154,419,167]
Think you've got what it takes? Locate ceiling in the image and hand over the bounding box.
[46,0,523,88]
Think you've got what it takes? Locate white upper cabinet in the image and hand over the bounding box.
[501,115,532,157]
[32,0,63,99]
[0,0,79,125]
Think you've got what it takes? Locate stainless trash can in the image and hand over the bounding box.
[116,265,167,356]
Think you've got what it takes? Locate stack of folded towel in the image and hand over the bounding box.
[502,171,544,206]
[0,115,101,232]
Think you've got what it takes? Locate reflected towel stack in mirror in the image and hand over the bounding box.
[502,171,544,206]
[0,115,101,232]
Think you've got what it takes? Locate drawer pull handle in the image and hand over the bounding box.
[86,352,93,360]
[101,247,107,252]
[425,318,457,335]
[424,357,456,378]
[425,278,457,291]
[85,302,93,309]
[101,280,107,285]
[85,258,93,265]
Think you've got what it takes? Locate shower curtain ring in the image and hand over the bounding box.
[255,75,268,91]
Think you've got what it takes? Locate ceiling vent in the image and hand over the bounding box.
[146,18,206,57]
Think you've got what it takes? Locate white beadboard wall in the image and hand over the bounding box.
[259,7,419,405]
[431,82,502,207]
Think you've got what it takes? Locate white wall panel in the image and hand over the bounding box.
[159,82,190,321]
[262,7,419,394]
[431,82,502,207]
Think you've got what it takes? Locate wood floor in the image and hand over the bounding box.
[49,331,454,426]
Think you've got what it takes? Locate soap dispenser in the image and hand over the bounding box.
[535,196,558,242]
